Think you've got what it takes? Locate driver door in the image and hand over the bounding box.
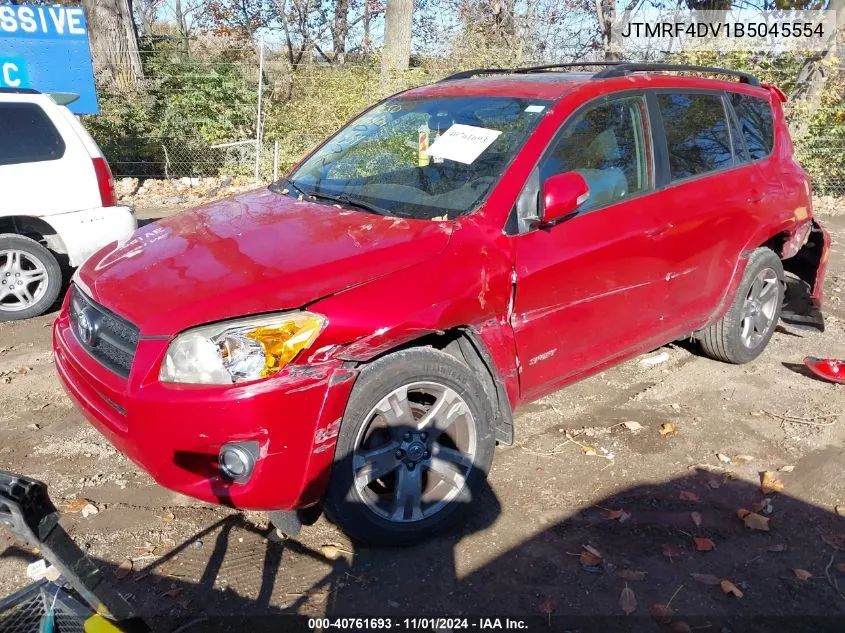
[510,94,672,399]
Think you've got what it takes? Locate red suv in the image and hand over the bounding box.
[54,63,829,545]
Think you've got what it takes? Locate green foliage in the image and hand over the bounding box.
[82,37,845,193]
[82,38,257,177]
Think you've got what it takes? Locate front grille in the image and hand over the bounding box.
[68,285,139,378]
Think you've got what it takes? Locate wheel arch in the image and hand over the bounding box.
[339,326,515,445]
[0,216,68,258]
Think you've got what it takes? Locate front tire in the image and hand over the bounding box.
[323,347,495,546]
[699,247,784,364]
[0,234,62,321]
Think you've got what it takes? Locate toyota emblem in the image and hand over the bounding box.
[77,308,99,347]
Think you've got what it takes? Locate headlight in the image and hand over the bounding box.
[159,312,326,385]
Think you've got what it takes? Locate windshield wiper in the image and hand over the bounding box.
[270,176,308,199]
[303,190,390,216]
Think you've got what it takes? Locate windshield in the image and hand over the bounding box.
[284,95,552,219]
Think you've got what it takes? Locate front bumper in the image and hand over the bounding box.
[53,301,357,510]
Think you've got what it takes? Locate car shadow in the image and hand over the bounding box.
[4,452,845,631]
[781,361,834,384]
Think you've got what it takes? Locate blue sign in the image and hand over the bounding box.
[0,5,99,114]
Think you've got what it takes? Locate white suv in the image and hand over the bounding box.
[0,88,136,320]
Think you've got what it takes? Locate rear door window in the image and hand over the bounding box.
[657,93,733,181]
[0,103,66,166]
[539,95,653,212]
[729,93,774,161]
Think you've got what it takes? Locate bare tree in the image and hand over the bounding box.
[790,0,845,138]
[82,0,145,91]
[134,0,164,35]
[381,0,413,79]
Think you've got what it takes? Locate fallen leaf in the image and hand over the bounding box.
[539,597,555,615]
[741,511,770,531]
[717,453,732,463]
[737,508,751,520]
[580,550,602,567]
[616,569,648,581]
[649,604,673,624]
[694,537,716,552]
[662,543,683,561]
[793,568,813,581]
[659,422,678,436]
[761,471,785,495]
[64,498,90,513]
[679,490,701,502]
[690,572,722,585]
[768,543,788,552]
[720,579,744,598]
[320,544,352,560]
[116,559,133,579]
[669,622,693,633]
[619,585,637,615]
[691,511,702,527]
[623,421,643,432]
[582,445,598,456]
[608,509,631,523]
[779,464,795,473]
[161,511,175,523]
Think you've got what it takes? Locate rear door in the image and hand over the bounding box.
[645,90,756,331]
[510,93,672,399]
[0,95,98,218]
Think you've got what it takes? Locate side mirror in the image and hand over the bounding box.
[536,171,590,229]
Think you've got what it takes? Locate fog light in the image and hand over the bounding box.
[219,442,257,482]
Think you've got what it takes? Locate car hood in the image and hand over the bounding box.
[77,189,454,335]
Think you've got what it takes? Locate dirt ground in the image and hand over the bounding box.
[1,203,845,631]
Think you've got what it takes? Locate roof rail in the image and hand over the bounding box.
[513,61,624,74]
[593,63,760,87]
[438,62,623,82]
[437,68,513,83]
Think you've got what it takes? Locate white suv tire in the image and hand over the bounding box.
[0,234,63,321]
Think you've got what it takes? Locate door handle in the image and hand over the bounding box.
[646,222,673,238]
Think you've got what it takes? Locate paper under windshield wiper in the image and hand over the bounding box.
[303,190,389,216]
[272,176,308,198]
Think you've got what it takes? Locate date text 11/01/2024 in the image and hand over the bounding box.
[307,618,529,630]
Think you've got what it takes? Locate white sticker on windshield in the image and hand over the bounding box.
[426,124,502,165]
[525,105,545,113]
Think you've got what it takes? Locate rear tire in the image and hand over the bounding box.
[323,347,495,546]
[0,234,62,321]
[699,248,784,364]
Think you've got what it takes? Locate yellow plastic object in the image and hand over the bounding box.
[84,615,125,633]
[245,314,324,377]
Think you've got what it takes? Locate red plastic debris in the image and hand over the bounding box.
[803,357,845,384]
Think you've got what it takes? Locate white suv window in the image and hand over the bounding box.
[0,103,66,166]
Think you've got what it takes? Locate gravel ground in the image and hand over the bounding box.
[1,202,844,631]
